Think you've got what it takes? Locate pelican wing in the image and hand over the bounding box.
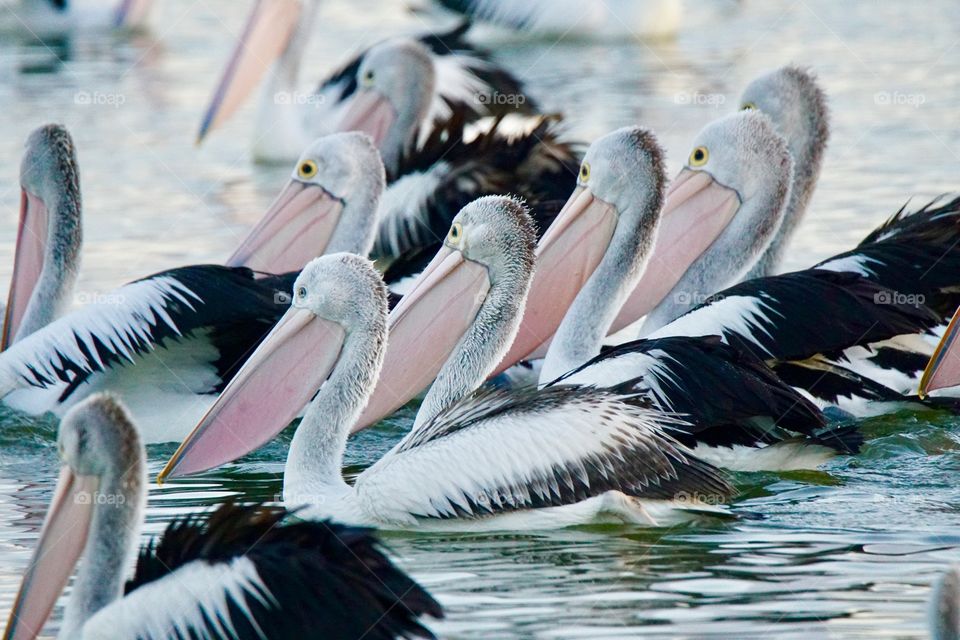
[0,266,290,402]
[84,504,441,640]
[356,385,732,524]
[651,270,938,364]
[554,335,828,448]
[816,194,960,319]
[432,0,540,30]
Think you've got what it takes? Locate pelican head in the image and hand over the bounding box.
[613,110,794,334]
[740,66,829,278]
[227,132,386,273]
[160,253,389,480]
[499,126,668,371]
[356,195,537,429]
[4,394,145,640]
[335,39,435,175]
[3,124,83,350]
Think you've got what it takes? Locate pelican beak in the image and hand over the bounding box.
[918,307,960,398]
[335,89,397,148]
[2,189,49,351]
[492,186,619,374]
[159,307,346,481]
[113,0,153,28]
[226,181,344,273]
[610,168,741,334]
[196,0,302,144]
[3,467,98,640]
[353,244,490,430]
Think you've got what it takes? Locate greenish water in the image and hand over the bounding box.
[1,1,960,637]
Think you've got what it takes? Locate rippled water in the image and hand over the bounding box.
[1,1,959,637]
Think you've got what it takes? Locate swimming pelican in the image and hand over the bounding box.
[2,124,82,350]
[738,66,830,279]
[0,131,385,442]
[418,0,683,39]
[198,0,530,164]
[329,37,579,263]
[349,121,851,471]
[2,394,442,640]
[161,200,734,529]
[929,566,960,640]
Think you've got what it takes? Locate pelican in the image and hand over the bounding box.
[353,120,851,471]
[197,0,530,164]
[0,130,385,442]
[326,36,580,263]
[418,0,683,39]
[161,199,734,530]
[2,124,82,350]
[738,66,830,279]
[2,394,442,640]
[929,566,960,640]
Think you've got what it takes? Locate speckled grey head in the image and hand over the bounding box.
[353,38,436,170]
[293,253,388,338]
[444,194,537,289]
[739,66,829,278]
[687,110,793,206]
[59,393,144,481]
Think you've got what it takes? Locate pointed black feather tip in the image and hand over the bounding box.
[127,501,442,640]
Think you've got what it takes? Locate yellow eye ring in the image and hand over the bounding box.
[297,159,318,180]
[361,69,375,87]
[689,146,709,167]
[741,102,758,111]
[447,222,463,244]
[579,162,591,183]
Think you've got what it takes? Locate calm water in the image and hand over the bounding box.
[1,1,960,637]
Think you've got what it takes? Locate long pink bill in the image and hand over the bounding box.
[610,168,741,335]
[919,307,960,398]
[3,467,98,640]
[353,245,490,431]
[226,181,344,273]
[334,89,397,148]
[2,189,49,351]
[491,187,619,375]
[159,308,346,481]
[196,0,302,144]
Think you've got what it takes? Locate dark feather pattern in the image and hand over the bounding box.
[127,502,442,640]
[556,335,830,449]
[376,113,581,264]
[10,265,293,403]
[686,269,940,364]
[817,194,960,318]
[393,383,734,518]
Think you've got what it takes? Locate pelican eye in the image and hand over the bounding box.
[741,102,758,111]
[579,162,591,183]
[298,160,318,180]
[361,69,375,87]
[297,286,307,299]
[447,222,463,244]
[689,146,709,167]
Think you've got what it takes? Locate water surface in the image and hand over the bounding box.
[1,1,959,637]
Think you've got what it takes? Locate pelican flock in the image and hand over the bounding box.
[1,3,957,638]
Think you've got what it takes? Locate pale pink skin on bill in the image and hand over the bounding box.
[3,190,48,350]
